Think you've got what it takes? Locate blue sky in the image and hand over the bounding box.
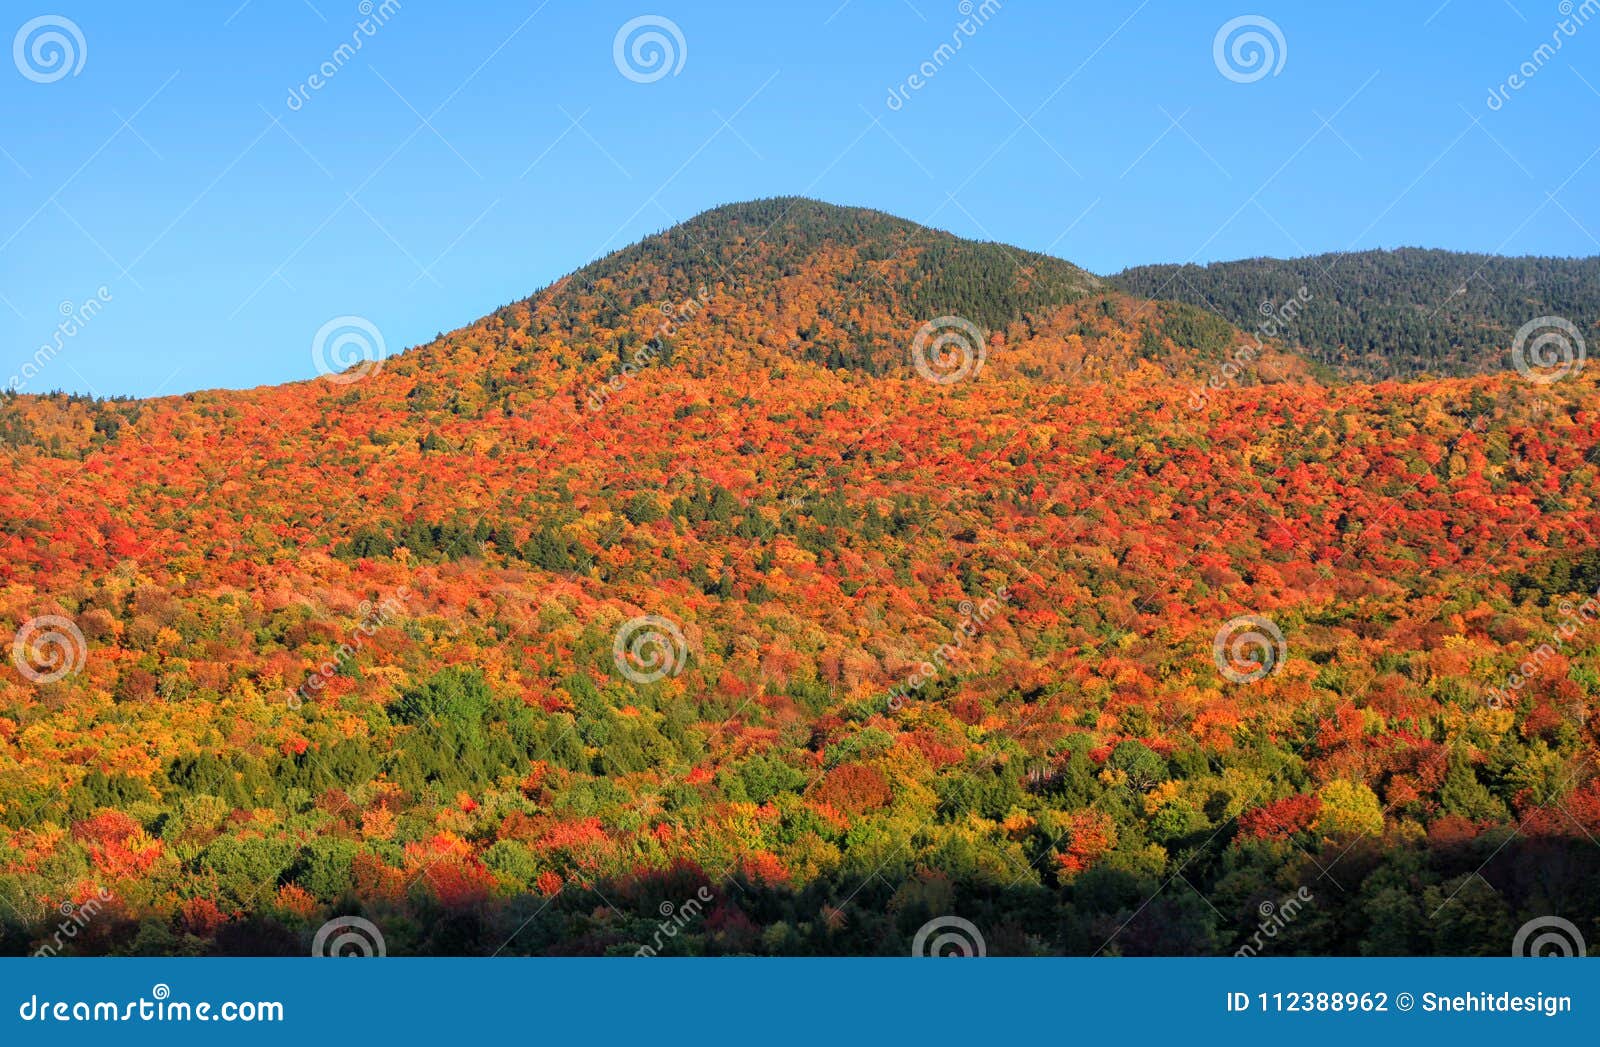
[2,0,1597,396]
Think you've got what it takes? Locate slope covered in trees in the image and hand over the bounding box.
[1,200,1597,957]
[1111,248,1600,380]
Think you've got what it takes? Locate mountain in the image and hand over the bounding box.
[2,200,1599,958]
[461,196,1310,391]
[553,196,1106,339]
[1,198,1314,461]
[1110,248,1600,380]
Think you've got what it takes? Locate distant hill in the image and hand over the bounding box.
[551,196,1103,333]
[477,197,1297,388]
[1110,248,1600,379]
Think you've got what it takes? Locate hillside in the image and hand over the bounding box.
[455,197,1309,392]
[1,199,1313,462]
[2,201,1598,958]
[1111,248,1600,380]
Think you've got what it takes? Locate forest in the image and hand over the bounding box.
[1112,248,1600,380]
[1,199,1597,956]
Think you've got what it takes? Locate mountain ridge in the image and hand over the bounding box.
[14,199,1599,416]
[218,195,1306,437]
[1110,246,1600,379]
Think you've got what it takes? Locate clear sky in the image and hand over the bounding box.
[2,0,1597,397]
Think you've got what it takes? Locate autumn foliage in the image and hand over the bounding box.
[0,200,1597,956]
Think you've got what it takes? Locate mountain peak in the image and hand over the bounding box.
[549,196,1101,334]
[395,197,1295,391]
